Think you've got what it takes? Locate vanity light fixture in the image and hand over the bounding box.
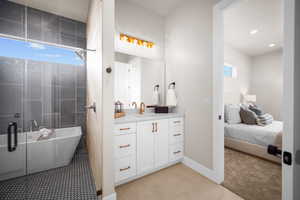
[120,33,154,48]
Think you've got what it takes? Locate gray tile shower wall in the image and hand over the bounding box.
[27,8,87,49]
[0,57,25,133]
[0,1,25,38]
[27,7,60,44]
[0,56,86,140]
[0,1,86,49]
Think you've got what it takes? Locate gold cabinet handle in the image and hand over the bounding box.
[173,150,181,154]
[120,166,131,172]
[173,133,181,137]
[119,144,130,148]
[120,127,130,131]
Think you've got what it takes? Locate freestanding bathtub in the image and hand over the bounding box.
[0,126,82,181]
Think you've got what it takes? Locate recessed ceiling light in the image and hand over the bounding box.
[269,43,276,47]
[250,29,258,35]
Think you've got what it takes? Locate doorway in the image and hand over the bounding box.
[213,0,297,199]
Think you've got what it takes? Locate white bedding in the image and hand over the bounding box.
[224,121,283,147]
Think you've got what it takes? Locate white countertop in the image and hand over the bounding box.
[114,112,184,124]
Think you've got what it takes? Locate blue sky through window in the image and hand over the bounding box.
[0,37,84,66]
[224,65,233,77]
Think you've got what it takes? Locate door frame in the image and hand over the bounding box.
[101,0,116,199]
[212,0,295,199]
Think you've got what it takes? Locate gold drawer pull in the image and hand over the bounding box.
[119,144,130,148]
[173,150,181,154]
[173,133,181,137]
[173,121,181,124]
[120,166,131,172]
[120,127,130,131]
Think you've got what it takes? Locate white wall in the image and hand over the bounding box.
[165,0,215,169]
[115,0,165,60]
[224,45,252,104]
[250,50,283,120]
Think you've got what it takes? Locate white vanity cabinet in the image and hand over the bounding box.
[114,116,184,185]
[137,119,169,174]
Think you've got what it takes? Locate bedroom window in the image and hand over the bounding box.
[224,63,237,78]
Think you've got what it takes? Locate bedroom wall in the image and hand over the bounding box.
[224,45,252,105]
[115,0,165,60]
[250,50,283,120]
[165,0,216,169]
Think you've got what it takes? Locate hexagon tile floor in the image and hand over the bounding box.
[0,149,98,200]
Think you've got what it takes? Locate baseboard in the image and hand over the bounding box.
[102,192,117,200]
[182,156,221,184]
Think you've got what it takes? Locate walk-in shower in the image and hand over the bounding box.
[0,0,97,199]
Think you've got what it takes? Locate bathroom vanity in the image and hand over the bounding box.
[114,113,184,185]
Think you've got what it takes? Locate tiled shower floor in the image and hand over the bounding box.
[0,149,98,200]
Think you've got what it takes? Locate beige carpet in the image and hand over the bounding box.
[223,148,281,200]
[116,164,242,200]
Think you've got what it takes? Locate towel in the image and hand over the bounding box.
[152,90,160,106]
[37,128,55,141]
[166,88,177,107]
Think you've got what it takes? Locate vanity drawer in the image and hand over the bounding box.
[169,118,184,133]
[115,156,136,183]
[169,143,184,162]
[114,134,136,158]
[115,123,136,135]
[169,132,184,145]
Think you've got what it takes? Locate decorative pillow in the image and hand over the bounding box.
[240,107,257,125]
[249,105,265,116]
[257,113,273,126]
[224,104,241,124]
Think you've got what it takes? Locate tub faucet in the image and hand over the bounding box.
[30,120,39,132]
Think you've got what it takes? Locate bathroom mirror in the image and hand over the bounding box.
[114,52,165,109]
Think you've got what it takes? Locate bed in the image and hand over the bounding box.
[224,121,283,163]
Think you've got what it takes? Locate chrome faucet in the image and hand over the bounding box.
[29,120,39,132]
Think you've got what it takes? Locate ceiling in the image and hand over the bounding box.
[224,0,283,57]
[126,0,182,16]
[10,0,90,22]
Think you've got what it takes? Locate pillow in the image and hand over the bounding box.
[240,107,257,125]
[224,104,241,124]
[249,105,265,116]
[257,113,273,126]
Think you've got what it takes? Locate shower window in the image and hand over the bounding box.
[0,37,84,65]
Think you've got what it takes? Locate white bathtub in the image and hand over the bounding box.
[0,126,82,181]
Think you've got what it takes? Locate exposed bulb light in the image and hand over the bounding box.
[250,29,258,35]
[119,33,155,48]
[269,43,276,47]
